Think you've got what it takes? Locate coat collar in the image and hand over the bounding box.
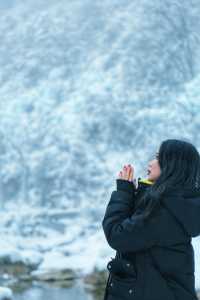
[138,178,154,185]
[137,178,154,190]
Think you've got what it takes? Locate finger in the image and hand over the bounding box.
[125,165,131,181]
[130,165,135,181]
[128,167,133,181]
[128,165,133,180]
[125,165,130,180]
[117,171,123,179]
[122,165,128,180]
[120,166,124,179]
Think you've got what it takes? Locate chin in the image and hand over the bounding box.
[147,175,154,181]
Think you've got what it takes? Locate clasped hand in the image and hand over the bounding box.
[117,164,136,184]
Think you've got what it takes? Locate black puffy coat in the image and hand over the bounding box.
[102,178,200,300]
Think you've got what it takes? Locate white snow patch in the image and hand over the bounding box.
[0,287,13,300]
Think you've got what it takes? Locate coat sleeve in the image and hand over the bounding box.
[102,179,189,252]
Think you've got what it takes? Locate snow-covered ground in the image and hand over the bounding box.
[0,203,200,288]
[0,204,113,276]
[0,287,13,300]
[192,237,200,290]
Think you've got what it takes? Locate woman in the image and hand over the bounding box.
[102,139,200,300]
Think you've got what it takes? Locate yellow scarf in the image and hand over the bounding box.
[138,178,154,185]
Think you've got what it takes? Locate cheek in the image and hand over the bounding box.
[153,162,160,175]
[155,163,161,174]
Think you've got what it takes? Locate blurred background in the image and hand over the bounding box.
[0,0,200,299]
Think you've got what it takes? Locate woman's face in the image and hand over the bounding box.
[147,151,161,182]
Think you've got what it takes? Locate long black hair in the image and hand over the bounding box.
[135,139,200,220]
